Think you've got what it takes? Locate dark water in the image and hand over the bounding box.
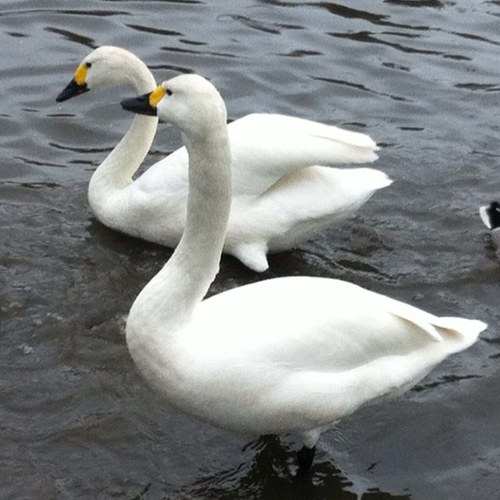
[1,0,499,498]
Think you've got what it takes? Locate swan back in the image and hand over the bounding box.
[228,114,380,195]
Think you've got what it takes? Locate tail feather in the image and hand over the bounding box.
[352,167,392,191]
[386,295,486,347]
[432,317,487,350]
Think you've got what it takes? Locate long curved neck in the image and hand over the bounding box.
[88,61,158,218]
[129,123,232,330]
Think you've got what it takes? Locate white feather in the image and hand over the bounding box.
[58,46,389,272]
[124,75,486,460]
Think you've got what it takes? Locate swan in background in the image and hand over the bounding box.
[56,46,390,272]
[121,75,486,471]
[480,201,500,258]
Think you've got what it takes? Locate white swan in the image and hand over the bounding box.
[480,201,500,258]
[121,75,486,471]
[56,46,390,272]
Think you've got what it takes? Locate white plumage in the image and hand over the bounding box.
[121,74,486,470]
[57,46,390,272]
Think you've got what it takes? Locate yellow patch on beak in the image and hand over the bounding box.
[149,86,166,107]
[74,64,88,86]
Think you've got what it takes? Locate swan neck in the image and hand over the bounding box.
[179,130,232,275]
[166,128,231,306]
[88,115,158,215]
[129,123,231,330]
[88,58,158,217]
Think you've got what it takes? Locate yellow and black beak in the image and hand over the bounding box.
[120,85,166,117]
[56,63,89,102]
[56,78,88,102]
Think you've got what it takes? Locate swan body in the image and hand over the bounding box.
[121,75,486,469]
[130,276,483,438]
[57,46,390,272]
[480,201,500,258]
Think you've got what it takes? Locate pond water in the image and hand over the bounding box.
[1,1,499,498]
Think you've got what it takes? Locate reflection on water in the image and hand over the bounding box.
[182,436,411,500]
[1,0,500,498]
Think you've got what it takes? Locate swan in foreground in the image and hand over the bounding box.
[56,46,390,272]
[480,201,500,258]
[120,75,486,471]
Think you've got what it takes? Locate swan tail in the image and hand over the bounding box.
[432,317,487,350]
[386,296,486,347]
[230,242,269,273]
[352,168,392,192]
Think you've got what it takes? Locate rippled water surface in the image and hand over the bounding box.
[1,1,499,498]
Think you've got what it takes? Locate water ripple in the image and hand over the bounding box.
[44,27,96,48]
[0,8,129,17]
[328,30,472,60]
[311,75,410,102]
[125,23,182,37]
[1,1,499,498]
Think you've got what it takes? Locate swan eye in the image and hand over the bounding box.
[166,88,173,96]
[85,62,92,69]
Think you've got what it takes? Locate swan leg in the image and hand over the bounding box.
[297,445,316,472]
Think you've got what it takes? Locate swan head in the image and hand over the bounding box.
[120,74,227,136]
[56,46,155,102]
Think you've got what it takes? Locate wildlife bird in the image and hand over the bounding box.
[120,75,486,471]
[56,46,390,272]
[480,201,500,259]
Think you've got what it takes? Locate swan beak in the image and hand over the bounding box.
[56,78,89,102]
[120,93,158,116]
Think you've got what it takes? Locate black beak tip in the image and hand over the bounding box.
[56,79,89,103]
[120,94,157,116]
